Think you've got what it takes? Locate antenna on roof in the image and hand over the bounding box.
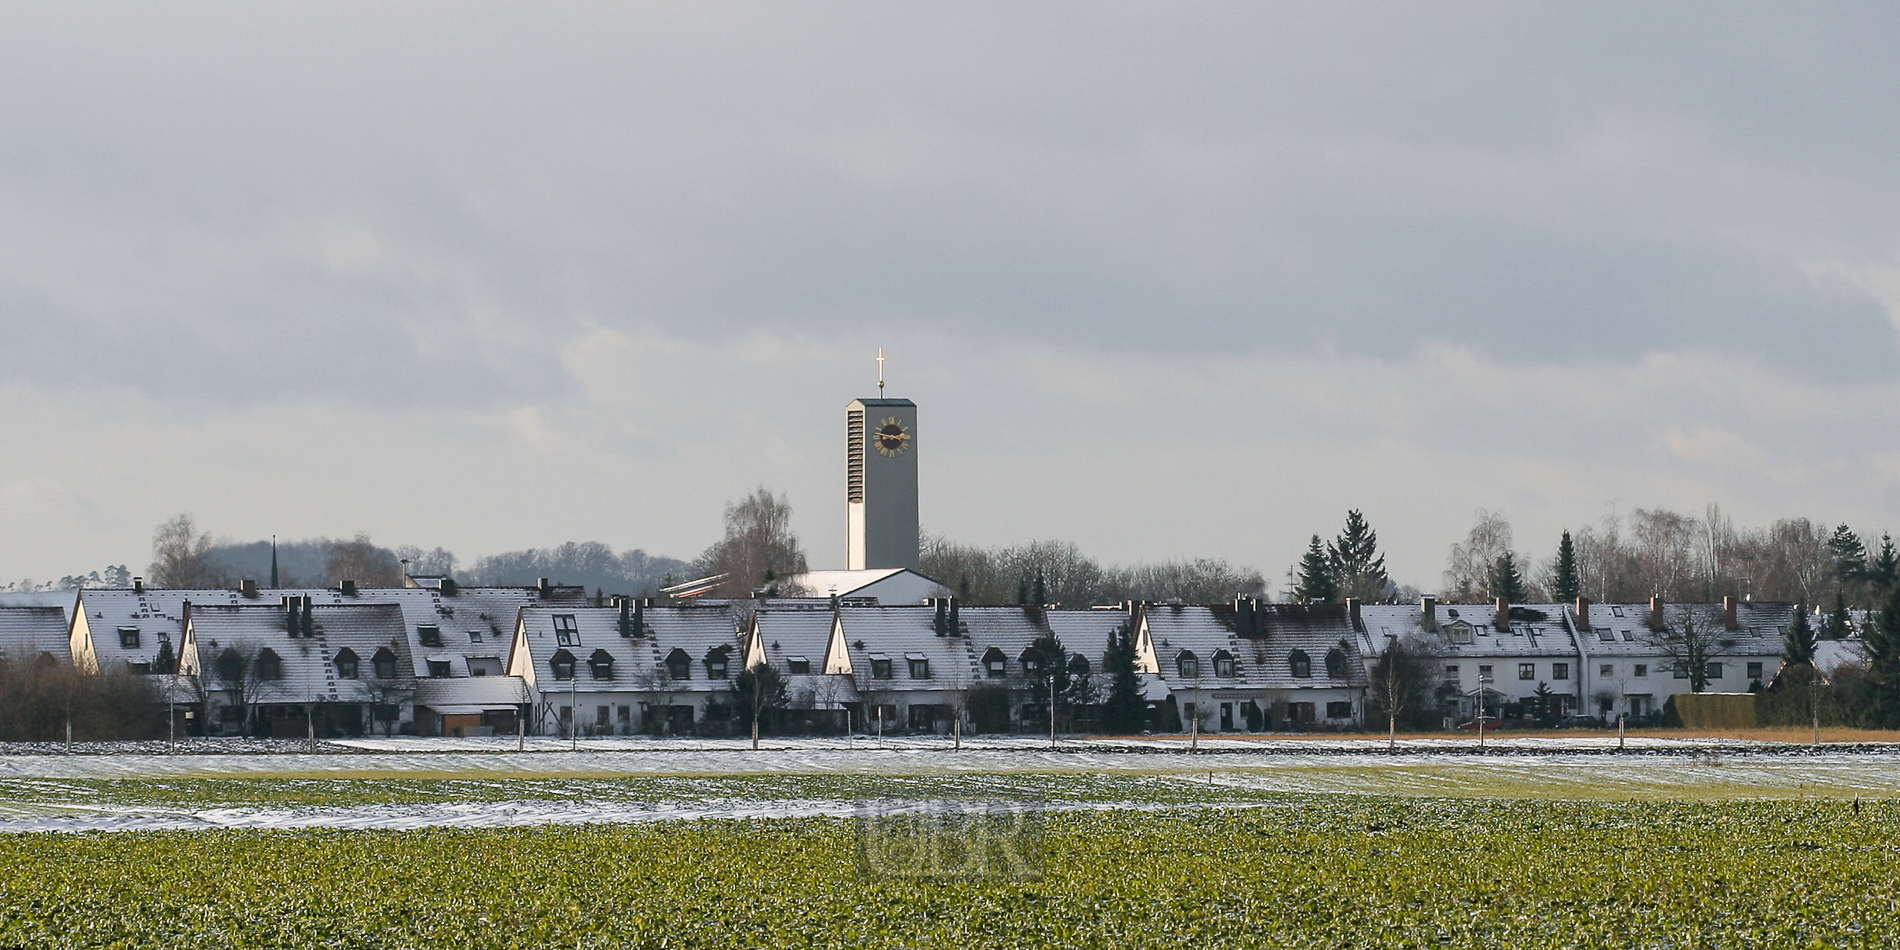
[876,347,885,395]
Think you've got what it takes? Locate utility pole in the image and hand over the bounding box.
[1048,673,1057,747]
[1476,671,1491,752]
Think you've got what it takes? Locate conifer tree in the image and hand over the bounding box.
[1032,569,1048,607]
[1488,552,1527,602]
[1784,605,1816,669]
[1551,530,1582,602]
[1825,593,1853,641]
[1869,533,1899,595]
[1326,509,1389,600]
[1293,536,1338,603]
[1828,524,1868,586]
[1866,584,1900,727]
[1100,624,1147,734]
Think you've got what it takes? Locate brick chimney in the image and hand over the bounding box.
[341,579,358,597]
[240,579,258,599]
[1723,595,1739,631]
[1420,596,1438,632]
[1649,596,1665,632]
[1574,597,1591,630]
[1494,597,1510,632]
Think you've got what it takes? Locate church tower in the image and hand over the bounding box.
[846,387,919,571]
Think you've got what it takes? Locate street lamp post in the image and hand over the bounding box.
[1476,671,1492,751]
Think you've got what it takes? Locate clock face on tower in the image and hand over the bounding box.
[873,417,912,457]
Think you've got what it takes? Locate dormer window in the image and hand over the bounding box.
[665,648,692,680]
[550,649,577,681]
[334,648,360,679]
[1288,650,1312,679]
[1325,648,1347,678]
[870,654,893,679]
[1448,623,1474,645]
[589,649,614,680]
[118,626,140,649]
[554,615,580,646]
[1211,650,1235,678]
[983,647,1007,678]
[705,650,729,680]
[256,649,283,681]
[787,656,811,675]
[907,654,930,679]
[372,647,398,679]
[417,625,443,648]
[1176,651,1200,679]
[1068,654,1091,677]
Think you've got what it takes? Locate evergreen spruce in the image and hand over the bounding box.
[1784,605,1817,669]
[1488,552,1527,602]
[1828,524,1868,585]
[1870,533,1899,595]
[153,639,177,676]
[1326,509,1389,599]
[1293,536,1338,603]
[1826,593,1853,641]
[1551,530,1582,602]
[1866,583,1900,727]
[1100,623,1147,734]
[1032,569,1048,607]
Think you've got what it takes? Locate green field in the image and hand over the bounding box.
[3,794,1898,949]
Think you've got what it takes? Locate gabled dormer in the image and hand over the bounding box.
[821,609,854,675]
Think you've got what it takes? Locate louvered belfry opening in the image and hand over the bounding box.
[846,409,866,503]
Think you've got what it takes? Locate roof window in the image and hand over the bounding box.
[1289,650,1312,679]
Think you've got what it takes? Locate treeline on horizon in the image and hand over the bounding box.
[6,499,1897,613]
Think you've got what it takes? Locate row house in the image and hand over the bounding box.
[506,598,1372,736]
[51,579,582,736]
[178,601,416,738]
[1142,601,1370,730]
[1356,596,1792,724]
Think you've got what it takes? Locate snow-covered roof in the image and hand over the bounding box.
[1144,603,1367,691]
[184,603,413,705]
[0,606,72,666]
[1359,602,1578,659]
[416,675,530,710]
[72,585,583,680]
[1575,601,1790,659]
[512,603,741,695]
[783,569,948,604]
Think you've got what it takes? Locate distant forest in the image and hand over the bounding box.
[5,498,1896,614]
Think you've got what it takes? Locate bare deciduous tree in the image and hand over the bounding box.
[1648,608,1730,694]
[1369,635,1437,749]
[325,533,404,588]
[1442,509,1516,602]
[700,487,809,598]
[150,514,225,588]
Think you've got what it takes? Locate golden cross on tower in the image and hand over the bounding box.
[877,348,885,395]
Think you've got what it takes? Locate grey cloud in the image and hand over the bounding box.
[1,4,1898,395]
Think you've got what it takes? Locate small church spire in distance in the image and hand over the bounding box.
[877,347,885,395]
[269,535,279,589]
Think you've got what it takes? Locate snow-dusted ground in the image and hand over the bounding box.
[7,735,1900,833]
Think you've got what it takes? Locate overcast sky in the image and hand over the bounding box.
[5,2,1900,590]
